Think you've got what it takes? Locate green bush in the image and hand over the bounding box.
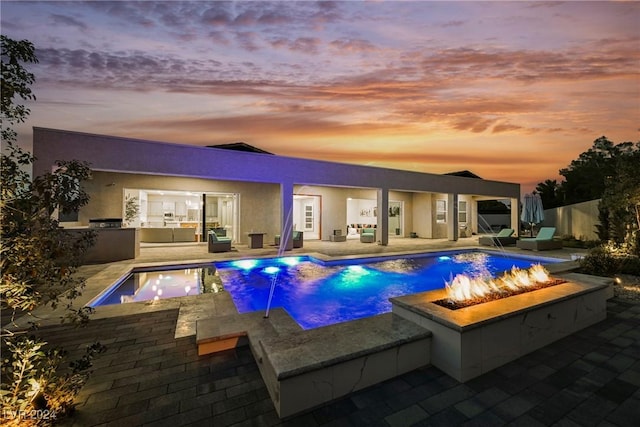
[1,336,105,426]
[579,244,640,277]
[579,245,621,277]
[619,256,640,276]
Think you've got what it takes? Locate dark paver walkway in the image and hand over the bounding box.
[39,297,639,426]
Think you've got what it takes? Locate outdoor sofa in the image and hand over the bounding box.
[516,227,563,251]
[478,228,516,247]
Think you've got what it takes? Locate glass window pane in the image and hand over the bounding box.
[458,201,467,224]
[436,200,447,223]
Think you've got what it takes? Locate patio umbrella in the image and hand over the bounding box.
[521,193,545,236]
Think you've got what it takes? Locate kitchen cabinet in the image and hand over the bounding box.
[162,202,175,213]
[148,201,162,216]
[176,202,186,216]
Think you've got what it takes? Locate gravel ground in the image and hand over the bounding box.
[614,274,640,302]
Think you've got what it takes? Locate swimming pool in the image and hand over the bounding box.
[89,250,562,329]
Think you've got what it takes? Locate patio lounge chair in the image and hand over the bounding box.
[516,227,562,251]
[208,230,232,253]
[478,228,516,247]
[360,228,376,243]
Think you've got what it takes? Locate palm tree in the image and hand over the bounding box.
[535,179,561,208]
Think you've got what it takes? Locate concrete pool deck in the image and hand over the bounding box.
[6,237,639,425]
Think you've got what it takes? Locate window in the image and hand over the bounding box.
[436,200,447,223]
[458,201,467,224]
[304,204,314,231]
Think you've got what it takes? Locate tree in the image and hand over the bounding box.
[535,179,562,209]
[597,141,640,254]
[558,136,620,205]
[1,35,103,425]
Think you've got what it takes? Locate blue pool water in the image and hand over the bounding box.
[217,251,558,329]
[90,250,561,329]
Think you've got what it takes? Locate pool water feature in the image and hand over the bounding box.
[90,251,561,329]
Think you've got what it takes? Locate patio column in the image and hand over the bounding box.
[447,193,459,241]
[280,181,294,251]
[377,188,389,246]
[511,197,520,237]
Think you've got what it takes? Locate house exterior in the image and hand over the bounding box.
[32,127,520,249]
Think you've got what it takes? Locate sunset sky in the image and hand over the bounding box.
[2,1,639,194]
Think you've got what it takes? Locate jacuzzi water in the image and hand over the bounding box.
[89,250,562,329]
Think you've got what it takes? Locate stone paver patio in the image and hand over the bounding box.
[9,238,640,426]
[46,298,639,426]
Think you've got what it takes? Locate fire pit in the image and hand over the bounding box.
[434,264,567,310]
[390,271,612,382]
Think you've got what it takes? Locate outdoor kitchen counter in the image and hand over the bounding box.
[63,227,140,264]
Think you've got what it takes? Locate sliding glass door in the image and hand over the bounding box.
[203,193,239,241]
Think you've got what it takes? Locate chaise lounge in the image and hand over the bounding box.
[516,227,563,251]
[478,228,516,247]
[208,230,232,253]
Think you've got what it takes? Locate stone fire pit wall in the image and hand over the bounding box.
[390,273,612,382]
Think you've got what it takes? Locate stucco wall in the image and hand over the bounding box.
[294,185,350,240]
[543,199,600,241]
[411,193,433,238]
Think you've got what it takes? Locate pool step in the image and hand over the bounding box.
[196,308,302,356]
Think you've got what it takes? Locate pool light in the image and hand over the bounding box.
[264,266,279,274]
[280,257,301,267]
[347,265,366,274]
[233,259,258,270]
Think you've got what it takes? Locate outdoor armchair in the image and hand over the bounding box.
[360,227,376,243]
[208,230,232,253]
[292,231,303,248]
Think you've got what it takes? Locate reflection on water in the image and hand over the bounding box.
[94,265,224,306]
[452,252,492,279]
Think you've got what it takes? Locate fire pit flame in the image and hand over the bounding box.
[445,264,551,304]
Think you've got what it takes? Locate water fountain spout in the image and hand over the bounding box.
[264,205,293,318]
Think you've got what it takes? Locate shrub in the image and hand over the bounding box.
[619,256,640,276]
[579,245,621,277]
[1,336,105,426]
